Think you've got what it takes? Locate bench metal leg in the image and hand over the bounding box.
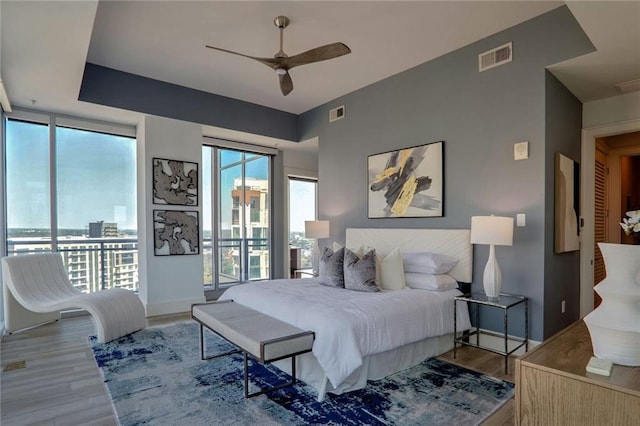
[196,321,303,399]
[199,323,241,360]
[244,353,298,398]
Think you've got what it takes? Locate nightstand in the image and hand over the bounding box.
[454,292,528,373]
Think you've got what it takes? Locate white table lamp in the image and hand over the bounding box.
[305,220,330,274]
[470,216,514,299]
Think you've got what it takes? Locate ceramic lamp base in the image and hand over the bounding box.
[483,244,502,299]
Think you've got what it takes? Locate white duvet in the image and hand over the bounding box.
[220,278,471,388]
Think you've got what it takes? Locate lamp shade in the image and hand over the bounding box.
[470,216,514,246]
[305,220,330,239]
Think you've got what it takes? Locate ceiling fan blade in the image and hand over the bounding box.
[279,71,293,96]
[206,45,279,70]
[282,42,351,69]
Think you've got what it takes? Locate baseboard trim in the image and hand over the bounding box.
[145,296,206,317]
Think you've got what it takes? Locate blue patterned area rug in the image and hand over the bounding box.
[90,322,513,426]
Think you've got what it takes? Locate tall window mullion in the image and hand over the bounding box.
[49,118,58,252]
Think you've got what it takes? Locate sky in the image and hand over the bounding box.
[6,119,137,230]
[7,119,315,234]
[288,179,316,233]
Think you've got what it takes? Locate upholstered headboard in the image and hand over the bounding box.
[345,228,472,283]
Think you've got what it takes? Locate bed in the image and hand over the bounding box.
[219,228,472,400]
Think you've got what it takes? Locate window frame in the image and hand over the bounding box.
[202,137,274,295]
[3,108,137,292]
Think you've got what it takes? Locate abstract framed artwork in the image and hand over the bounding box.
[153,210,200,256]
[554,152,580,253]
[153,158,198,206]
[368,141,444,218]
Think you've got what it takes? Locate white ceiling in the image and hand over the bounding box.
[1,1,639,142]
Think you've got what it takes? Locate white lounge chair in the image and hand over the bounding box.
[1,253,146,343]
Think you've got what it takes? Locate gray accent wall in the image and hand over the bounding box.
[299,6,594,341]
[79,63,299,142]
[544,71,583,337]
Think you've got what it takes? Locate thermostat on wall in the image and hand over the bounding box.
[514,141,529,160]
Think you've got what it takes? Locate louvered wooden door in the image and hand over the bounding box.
[594,148,608,307]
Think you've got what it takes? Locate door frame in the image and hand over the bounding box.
[580,119,640,318]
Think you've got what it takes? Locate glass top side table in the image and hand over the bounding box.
[454,292,528,373]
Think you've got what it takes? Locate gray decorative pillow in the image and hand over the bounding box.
[344,248,380,292]
[319,247,345,288]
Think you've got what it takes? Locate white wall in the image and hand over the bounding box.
[583,92,640,128]
[283,149,318,179]
[137,115,206,316]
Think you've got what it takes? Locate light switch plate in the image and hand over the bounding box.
[514,141,529,160]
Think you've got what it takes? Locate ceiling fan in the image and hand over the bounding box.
[206,16,351,96]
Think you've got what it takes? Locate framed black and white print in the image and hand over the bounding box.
[367,141,444,218]
[153,158,198,206]
[153,210,200,256]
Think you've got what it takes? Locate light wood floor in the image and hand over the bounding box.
[1,315,516,425]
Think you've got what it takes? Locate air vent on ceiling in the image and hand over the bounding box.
[479,42,512,72]
[329,105,345,122]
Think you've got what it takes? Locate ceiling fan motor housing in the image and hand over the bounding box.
[274,16,290,29]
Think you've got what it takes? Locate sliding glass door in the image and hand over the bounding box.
[203,145,271,289]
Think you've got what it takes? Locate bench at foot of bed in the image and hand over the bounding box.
[191,300,315,398]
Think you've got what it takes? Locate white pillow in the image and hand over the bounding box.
[403,252,458,274]
[378,247,406,291]
[404,273,458,291]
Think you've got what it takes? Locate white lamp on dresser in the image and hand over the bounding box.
[470,215,514,300]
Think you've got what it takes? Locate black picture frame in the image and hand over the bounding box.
[152,158,198,206]
[153,210,200,256]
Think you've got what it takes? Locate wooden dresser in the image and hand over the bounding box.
[515,320,640,425]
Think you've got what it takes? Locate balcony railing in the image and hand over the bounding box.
[202,237,269,286]
[7,238,138,294]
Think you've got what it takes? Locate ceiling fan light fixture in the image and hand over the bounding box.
[275,67,287,76]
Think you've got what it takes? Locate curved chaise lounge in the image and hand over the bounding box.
[1,253,146,343]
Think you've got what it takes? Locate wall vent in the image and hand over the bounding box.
[479,42,512,72]
[329,105,345,122]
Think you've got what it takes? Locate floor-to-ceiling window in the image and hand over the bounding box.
[288,178,318,274]
[203,142,272,289]
[4,111,137,293]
